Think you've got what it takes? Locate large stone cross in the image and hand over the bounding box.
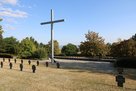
[40,9,64,63]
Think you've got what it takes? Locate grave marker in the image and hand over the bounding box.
[37,61,39,66]
[14,59,17,63]
[1,61,3,68]
[116,68,125,87]
[45,62,48,67]
[28,60,31,65]
[9,62,12,69]
[56,62,60,68]
[21,59,23,64]
[32,65,36,73]
[8,58,10,63]
[20,63,23,71]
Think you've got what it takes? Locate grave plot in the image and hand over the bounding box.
[0,58,40,73]
[0,58,136,91]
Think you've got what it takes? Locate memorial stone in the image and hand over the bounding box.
[9,62,12,69]
[46,62,48,67]
[8,58,10,63]
[28,60,31,65]
[116,68,125,87]
[32,65,36,73]
[21,59,23,64]
[37,61,39,66]
[1,61,3,68]
[20,63,23,71]
[14,59,17,63]
[56,62,60,68]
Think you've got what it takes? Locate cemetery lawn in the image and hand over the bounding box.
[0,59,136,91]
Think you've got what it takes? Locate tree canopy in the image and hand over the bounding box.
[61,43,78,56]
[79,31,108,57]
[110,38,136,57]
[0,19,3,40]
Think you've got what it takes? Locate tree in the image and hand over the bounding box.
[0,18,4,53]
[0,18,3,40]
[48,40,61,56]
[18,37,36,59]
[106,43,112,56]
[132,34,136,41]
[54,40,61,55]
[79,31,108,57]
[61,43,78,56]
[30,36,39,48]
[111,39,136,57]
[33,47,48,59]
[3,37,19,54]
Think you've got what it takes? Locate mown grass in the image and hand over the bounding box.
[0,58,136,91]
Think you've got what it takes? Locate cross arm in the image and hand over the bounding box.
[41,19,64,25]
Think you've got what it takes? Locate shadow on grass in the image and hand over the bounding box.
[58,61,116,74]
[96,82,136,91]
[44,59,136,80]
[1,68,32,73]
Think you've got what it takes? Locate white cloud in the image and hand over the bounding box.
[6,25,16,30]
[0,0,18,5]
[0,7,28,18]
[3,24,16,31]
[5,18,18,23]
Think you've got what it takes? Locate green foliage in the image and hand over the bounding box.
[54,40,61,55]
[79,31,108,57]
[61,43,78,56]
[48,40,61,56]
[33,47,47,59]
[2,37,19,54]
[0,18,3,40]
[18,37,49,59]
[18,37,36,59]
[19,51,32,59]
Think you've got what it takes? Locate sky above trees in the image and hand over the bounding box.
[0,0,136,45]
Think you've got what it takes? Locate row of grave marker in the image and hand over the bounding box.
[2,58,60,68]
[2,58,39,65]
[1,58,60,73]
[0,61,37,73]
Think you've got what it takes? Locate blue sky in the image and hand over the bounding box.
[0,0,136,45]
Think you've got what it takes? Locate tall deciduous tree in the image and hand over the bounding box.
[79,31,108,57]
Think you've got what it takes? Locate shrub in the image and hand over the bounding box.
[0,53,13,58]
[19,51,32,59]
[33,48,47,59]
[115,57,136,68]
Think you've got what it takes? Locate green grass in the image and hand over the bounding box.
[0,58,136,91]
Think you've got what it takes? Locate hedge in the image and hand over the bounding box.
[115,57,136,68]
[0,53,13,58]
